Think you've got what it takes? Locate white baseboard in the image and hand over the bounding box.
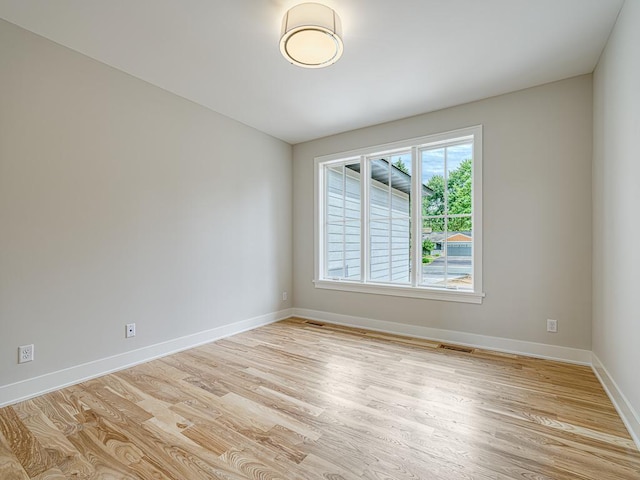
[0,308,293,408]
[592,353,640,450]
[292,308,592,365]
[3,306,638,451]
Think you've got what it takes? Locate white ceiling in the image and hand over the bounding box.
[0,0,624,144]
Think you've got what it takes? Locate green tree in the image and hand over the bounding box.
[448,159,472,214]
[393,159,409,174]
[422,239,435,255]
[448,159,472,230]
[423,175,444,216]
[422,159,472,232]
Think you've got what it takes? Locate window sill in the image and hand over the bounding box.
[314,279,485,304]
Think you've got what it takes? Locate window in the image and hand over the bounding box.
[314,126,483,303]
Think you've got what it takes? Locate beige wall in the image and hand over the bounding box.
[593,0,640,424]
[0,19,292,387]
[293,75,593,349]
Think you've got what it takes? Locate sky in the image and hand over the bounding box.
[389,142,472,184]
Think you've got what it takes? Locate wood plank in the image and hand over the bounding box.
[0,407,58,477]
[0,431,30,480]
[12,400,94,479]
[0,318,638,479]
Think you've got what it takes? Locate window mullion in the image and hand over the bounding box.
[342,165,347,278]
[472,131,482,293]
[443,147,449,286]
[387,161,392,282]
[361,156,369,283]
[444,216,449,286]
[410,147,420,287]
[322,166,327,279]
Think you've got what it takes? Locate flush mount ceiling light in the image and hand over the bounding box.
[280,2,343,68]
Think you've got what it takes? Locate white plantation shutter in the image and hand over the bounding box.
[325,165,361,280]
[369,179,410,284]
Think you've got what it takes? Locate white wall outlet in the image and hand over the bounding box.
[282,291,288,301]
[125,323,136,338]
[547,319,558,333]
[18,344,34,363]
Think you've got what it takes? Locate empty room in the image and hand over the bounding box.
[1,0,639,478]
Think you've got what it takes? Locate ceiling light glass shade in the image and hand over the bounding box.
[280,3,343,68]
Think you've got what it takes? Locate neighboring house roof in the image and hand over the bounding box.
[422,231,472,243]
[346,160,433,196]
[447,233,473,242]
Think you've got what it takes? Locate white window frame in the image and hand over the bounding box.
[314,125,484,304]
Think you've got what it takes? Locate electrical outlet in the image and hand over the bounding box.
[18,344,34,363]
[125,323,136,338]
[282,291,288,301]
[547,319,558,333]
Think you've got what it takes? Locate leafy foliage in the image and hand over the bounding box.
[393,159,409,174]
[423,159,472,231]
[422,239,435,255]
[448,159,472,217]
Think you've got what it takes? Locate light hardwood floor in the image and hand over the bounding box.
[1,318,639,479]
